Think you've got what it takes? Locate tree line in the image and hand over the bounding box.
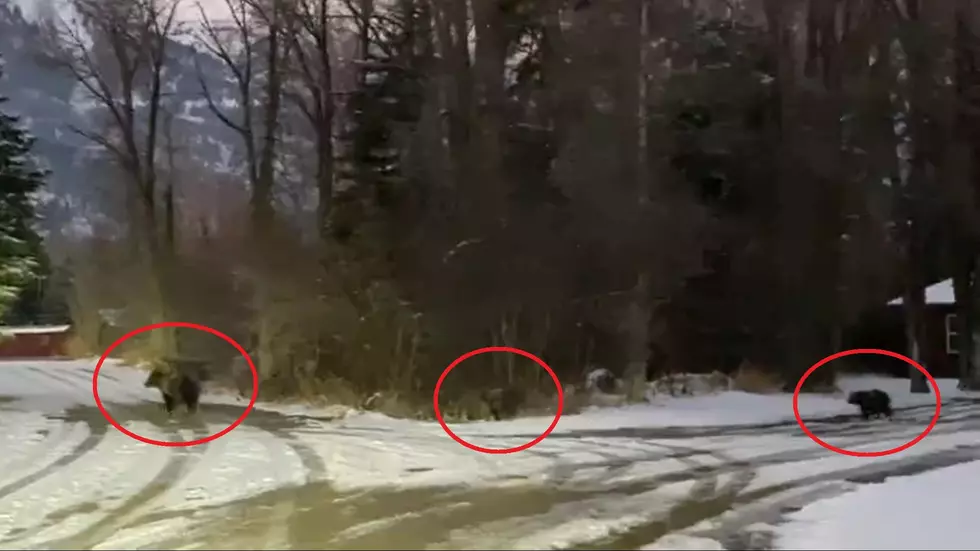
[3,0,980,412]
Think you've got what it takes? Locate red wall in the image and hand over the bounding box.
[0,330,70,358]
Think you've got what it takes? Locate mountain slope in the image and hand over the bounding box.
[0,0,242,236]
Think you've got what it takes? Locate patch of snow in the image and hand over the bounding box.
[584,366,616,391]
[0,359,155,409]
[739,429,980,495]
[154,427,307,513]
[69,86,100,116]
[775,459,980,550]
[641,534,725,550]
[177,113,206,124]
[9,0,50,21]
[836,373,964,408]
[179,0,231,23]
[888,278,954,305]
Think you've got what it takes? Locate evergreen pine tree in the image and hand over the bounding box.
[0,59,47,322]
[333,3,425,243]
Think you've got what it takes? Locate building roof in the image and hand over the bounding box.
[887,279,954,306]
[0,325,71,336]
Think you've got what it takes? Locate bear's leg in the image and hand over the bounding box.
[179,377,201,414]
[161,391,176,414]
[185,389,199,414]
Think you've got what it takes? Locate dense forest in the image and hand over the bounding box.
[2,0,980,414]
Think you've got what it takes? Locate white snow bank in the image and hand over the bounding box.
[888,278,954,305]
[640,535,725,550]
[447,373,961,438]
[776,459,980,550]
[0,359,962,435]
[836,373,965,407]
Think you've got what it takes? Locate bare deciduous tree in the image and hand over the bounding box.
[44,0,182,353]
[286,0,336,240]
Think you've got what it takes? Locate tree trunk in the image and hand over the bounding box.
[437,0,472,210]
[902,0,933,394]
[952,0,980,390]
[623,274,650,377]
[970,254,980,389]
[953,252,974,388]
[904,244,930,393]
[254,3,286,233]
[471,0,507,228]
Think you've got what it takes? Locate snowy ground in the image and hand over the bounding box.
[776,459,980,550]
[0,359,978,549]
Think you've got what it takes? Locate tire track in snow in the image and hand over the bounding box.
[0,411,109,504]
[0,361,328,549]
[5,358,979,550]
[102,440,725,550]
[1,363,82,399]
[325,445,732,549]
[211,420,329,549]
[662,445,980,551]
[547,446,756,551]
[371,402,980,551]
[603,410,980,550]
[0,360,206,545]
[93,407,331,550]
[36,419,210,550]
[84,413,839,550]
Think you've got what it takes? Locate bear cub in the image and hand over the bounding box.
[847,388,893,420]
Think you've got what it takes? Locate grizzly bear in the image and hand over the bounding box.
[143,358,209,415]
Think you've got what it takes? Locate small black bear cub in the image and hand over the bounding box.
[847,388,893,420]
[144,358,208,415]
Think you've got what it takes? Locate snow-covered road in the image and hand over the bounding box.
[1,360,978,550]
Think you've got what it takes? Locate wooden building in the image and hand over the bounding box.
[0,325,72,358]
[844,279,957,378]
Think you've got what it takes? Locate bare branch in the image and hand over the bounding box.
[46,0,182,200]
[66,124,127,164]
[194,0,259,186]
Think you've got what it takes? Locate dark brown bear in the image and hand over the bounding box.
[483,386,525,421]
[143,358,208,415]
[847,389,892,420]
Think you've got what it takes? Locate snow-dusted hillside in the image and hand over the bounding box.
[0,0,243,236]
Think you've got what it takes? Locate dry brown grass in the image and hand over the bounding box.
[438,390,492,421]
[522,386,564,416]
[117,343,160,368]
[560,386,591,415]
[62,334,94,359]
[732,360,784,394]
